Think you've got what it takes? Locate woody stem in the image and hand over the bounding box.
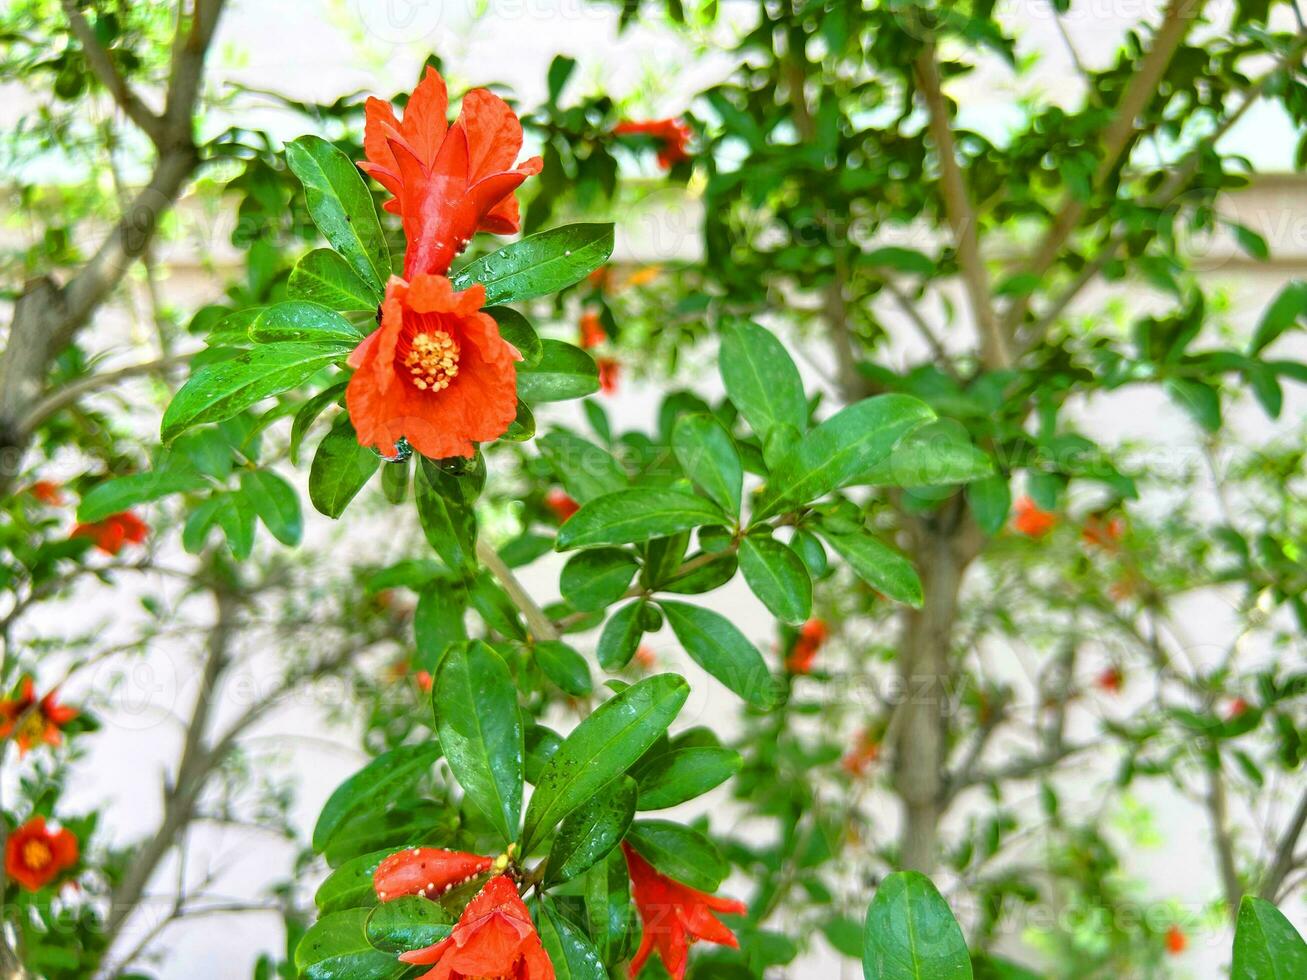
[475,539,559,643]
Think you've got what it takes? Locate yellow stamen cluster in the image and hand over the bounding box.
[23,839,52,871]
[403,329,460,392]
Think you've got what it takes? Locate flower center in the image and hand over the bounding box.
[23,839,52,871]
[403,329,460,392]
[17,711,46,743]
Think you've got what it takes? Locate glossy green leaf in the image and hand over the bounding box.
[309,414,379,519]
[536,896,608,980]
[313,847,394,914]
[286,135,390,294]
[557,489,725,550]
[561,548,639,611]
[659,600,777,708]
[517,340,600,402]
[1232,895,1307,979]
[538,431,627,503]
[294,908,404,980]
[739,536,812,625]
[633,746,742,809]
[452,223,615,305]
[311,742,442,854]
[240,469,303,546]
[288,247,381,312]
[597,600,647,671]
[818,528,923,608]
[248,301,363,346]
[1249,280,1307,354]
[486,306,543,367]
[626,819,728,892]
[863,871,973,980]
[754,395,935,518]
[967,475,1011,536]
[162,343,344,442]
[719,320,808,438]
[857,421,994,487]
[522,673,688,850]
[584,849,631,966]
[535,640,594,697]
[545,776,636,884]
[365,896,455,955]
[672,413,743,515]
[434,641,524,845]
[77,461,208,523]
[323,802,456,869]
[415,457,480,573]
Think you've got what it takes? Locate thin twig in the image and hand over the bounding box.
[476,539,559,642]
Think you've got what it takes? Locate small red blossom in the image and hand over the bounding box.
[1011,496,1056,538]
[635,645,657,670]
[578,310,607,350]
[623,843,746,980]
[615,118,692,170]
[546,489,579,524]
[785,619,828,674]
[1224,696,1249,721]
[597,357,620,395]
[346,274,520,460]
[373,847,494,902]
[5,817,78,892]
[1082,512,1125,550]
[0,678,79,756]
[361,67,543,278]
[842,731,880,777]
[1096,667,1124,695]
[416,670,434,693]
[399,874,554,980]
[28,481,64,506]
[587,265,610,290]
[71,510,149,555]
[1165,925,1187,955]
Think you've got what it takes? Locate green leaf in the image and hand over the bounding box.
[77,461,208,522]
[557,489,726,550]
[286,135,390,294]
[536,640,593,697]
[584,849,631,966]
[561,549,639,611]
[294,908,404,980]
[738,536,812,625]
[857,421,994,487]
[288,248,381,312]
[659,600,777,708]
[818,528,923,608]
[1232,895,1307,979]
[323,802,455,869]
[486,306,543,367]
[536,896,608,980]
[415,457,480,573]
[1165,377,1222,432]
[863,871,973,980]
[517,340,600,402]
[365,896,455,955]
[967,475,1011,536]
[862,246,936,277]
[309,414,379,518]
[545,776,637,884]
[213,491,256,559]
[452,223,615,305]
[381,455,409,503]
[626,819,728,892]
[539,430,628,503]
[522,673,688,851]
[290,381,347,465]
[719,320,808,439]
[672,414,743,515]
[755,395,936,518]
[1250,280,1307,354]
[633,746,742,809]
[240,470,303,546]
[162,343,344,442]
[312,742,442,854]
[314,848,393,914]
[597,600,647,670]
[434,641,524,845]
[248,301,363,346]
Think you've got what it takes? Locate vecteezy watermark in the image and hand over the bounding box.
[355,0,445,44]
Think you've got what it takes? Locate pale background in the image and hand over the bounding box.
[3,1,1305,977]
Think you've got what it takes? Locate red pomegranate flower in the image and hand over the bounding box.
[70,510,149,555]
[1224,696,1249,721]
[346,274,519,460]
[635,645,657,670]
[1096,667,1124,694]
[398,874,554,980]
[597,357,620,395]
[1165,924,1187,955]
[361,66,543,278]
[615,118,692,170]
[623,843,746,980]
[842,731,880,777]
[0,679,78,756]
[28,481,64,506]
[373,847,493,902]
[1011,496,1056,538]
[545,489,579,524]
[1081,512,1125,550]
[578,310,607,350]
[5,817,78,892]
[785,618,828,674]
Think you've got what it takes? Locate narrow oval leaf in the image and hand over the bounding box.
[415,457,480,573]
[626,819,728,892]
[240,469,303,546]
[518,340,600,402]
[584,849,632,966]
[719,320,808,438]
[755,395,936,519]
[857,421,994,487]
[863,871,973,980]
[967,475,1011,536]
[672,413,743,515]
[452,223,615,306]
[634,746,742,810]
[557,489,726,550]
[535,640,594,697]
[365,896,456,955]
[295,908,405,980]
[249,300,364,346]
[545,776,637,884]
[522,673,688,851]
[434,641,524,845]
[309,414,380,519]
[1232,895,1307,980]
[659,600,777,708]
[536,895,608,980]
[597,600,647,671]
[162,343,344,442]
[314,847,395,915]
[561,548,640,611]
[486,306,543,367]
[312,743,442,854]
[78,462,208,523]
[818,528,923,608]
[739,536,812,625]
[286,135,391,294]
[289,247,381,312]
[539,430,628,503]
